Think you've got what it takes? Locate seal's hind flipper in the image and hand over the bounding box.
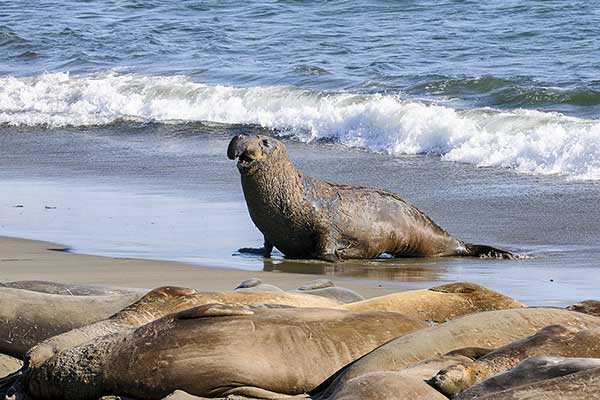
[462,243,515,259]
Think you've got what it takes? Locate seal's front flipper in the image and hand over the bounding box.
[238,247,267,255]
[461,243,515,259]
[237,238,273,257]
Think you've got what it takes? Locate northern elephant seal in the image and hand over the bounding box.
[0,353,22,379]
[27,304,427,399]
[234,278,284,292]
[227,135,513,261]
[430,324,600,397]
[456,356,600,400]
[463,366,600,400]
[26,286,343,367]
[0,287,142,358]
[315,354,471,400]
[310,308,600,399]
[228,134,514,261]
[568,300,600,317]
[0,280,146,296]
[341,282,523,322]
[293,279,365,304]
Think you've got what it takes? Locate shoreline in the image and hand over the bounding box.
[0,235,420,298]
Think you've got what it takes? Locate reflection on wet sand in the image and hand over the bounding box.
[262,257,447,281]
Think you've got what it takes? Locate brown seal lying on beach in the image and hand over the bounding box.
[234,278,365,304]
[310,308,600,399]
[462,366,600,400]
[293,279,365,304]
[568,299,600,317]
[315,354,472,400]
[0,287,142,359]
[341,282,524,322]
[27,304,427,400]
[227,134,514,261]
[455,356,600,400]
[0,353,22,379]
[429,324,600,397]
[26,286,343,367]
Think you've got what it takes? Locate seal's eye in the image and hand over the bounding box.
[262,139,272,148]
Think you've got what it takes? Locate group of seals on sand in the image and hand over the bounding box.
[228,134,514,261]
[235,278,365,304]
[1,280,600,400]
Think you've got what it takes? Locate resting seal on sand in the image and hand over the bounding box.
[0,287,142,359]
[26,286,343,367]
[315,354,472,400]
[461,366,600,400]
[455,356,600,400]
[310,308,600,399]
[341,282,524,322]
[0,280,146,296]
[27,304,427,399]
[228,134,513,261]
[568,299,600,317]
[429,324,600,397]
[293,279,365,304]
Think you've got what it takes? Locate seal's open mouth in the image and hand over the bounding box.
[237,151,256,170]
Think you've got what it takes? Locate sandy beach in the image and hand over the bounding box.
[0,235,411,298]
[2,127,599,307]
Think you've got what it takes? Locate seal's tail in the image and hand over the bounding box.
[462,243,515,259]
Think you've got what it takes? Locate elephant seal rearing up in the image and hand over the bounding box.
[228,134,513,261]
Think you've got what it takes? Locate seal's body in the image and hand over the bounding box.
[228,134,512,261]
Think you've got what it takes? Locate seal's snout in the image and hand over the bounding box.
[227,134,248,160]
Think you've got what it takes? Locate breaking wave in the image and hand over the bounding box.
[1,72,599,180]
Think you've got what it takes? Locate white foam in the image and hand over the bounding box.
[1,71,599,180]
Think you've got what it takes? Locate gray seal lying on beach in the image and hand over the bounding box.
[0,353,22,379]
[341,282,524,322]
[0,280,146,296]
[455,356,600,400]
[293,279,365,304]
[429,324,600,397]
[568,299,600,317]
[309,308,600,399]
[227,134,514,261]
[26,286,343,367]
[234,278,284,292]
[233,278,365,304]
[0,287,142,359]
[27,304,427,400]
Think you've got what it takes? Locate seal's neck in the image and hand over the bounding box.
[240,156,306,222]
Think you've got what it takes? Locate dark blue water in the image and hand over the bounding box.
[1,1,599,180]
[2,0,600,114]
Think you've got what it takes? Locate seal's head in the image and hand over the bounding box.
[227,134,286,175]
[427,363,474,397]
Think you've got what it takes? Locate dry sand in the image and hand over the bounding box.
[0,236,410,298]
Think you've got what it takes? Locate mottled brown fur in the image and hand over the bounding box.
[228,134,512,261]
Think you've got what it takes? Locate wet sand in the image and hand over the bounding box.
[0,236,411,298]
[1,124,599,306]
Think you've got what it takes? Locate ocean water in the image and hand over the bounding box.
[1,1,599,304]
[1,0,600,179]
